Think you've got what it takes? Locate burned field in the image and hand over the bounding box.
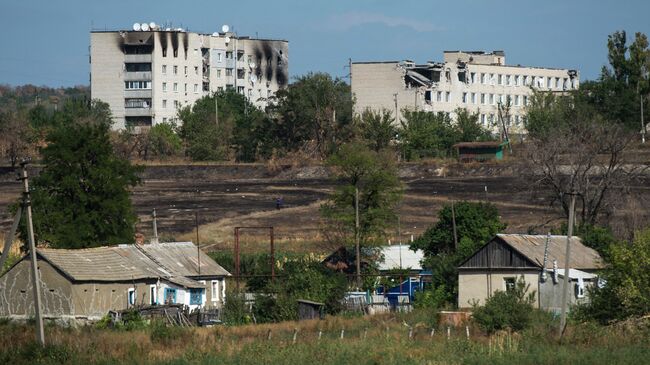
[1,164,647,254]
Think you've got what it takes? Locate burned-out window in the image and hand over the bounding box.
[424,90,432,104]
[445,69,451,82]
[458,71,466,83]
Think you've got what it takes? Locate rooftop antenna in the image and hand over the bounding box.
[151,208,159,244]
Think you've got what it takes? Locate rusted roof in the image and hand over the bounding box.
[453,141,503,149]
[496,234,604,270]
[36,242,229,288]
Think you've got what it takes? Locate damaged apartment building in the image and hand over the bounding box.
[351,51,579,135]
[91,23,289,130]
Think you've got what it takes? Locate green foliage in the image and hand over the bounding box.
[472,277,536,334]
[252,260,348,323]
[454,108,493,143]
[24,99,140,248]
[149,320,189,345]
[148,122,182,158]
[398,109,492,160]
[178,90,270,161]
[320,143,403,247]
[413,284,448,311]
[575,228,650,323]
[356,108,396,152]
[222,292,254,325]
[268,73,353,157]
[412,201,506,304]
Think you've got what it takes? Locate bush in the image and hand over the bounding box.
[149,320,188,345]
[222,292,253,325]
[472,277,536,334]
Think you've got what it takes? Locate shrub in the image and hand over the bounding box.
[472,277,536,334]
[149,320,188,345]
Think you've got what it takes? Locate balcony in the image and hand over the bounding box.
[124,107,152,117]
[124,89,152,98]
[125,54,152,63]
[124,71,152,81]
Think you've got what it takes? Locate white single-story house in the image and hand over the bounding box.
[457,234,604,312]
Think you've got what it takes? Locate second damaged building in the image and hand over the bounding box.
[351,51,579,135]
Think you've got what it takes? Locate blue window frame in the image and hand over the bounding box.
[164,288,177,304]
[189,289,203,305]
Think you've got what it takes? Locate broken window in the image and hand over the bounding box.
[424,90,432,104]
[470,72,476,84]
[457,71,466,83]
[504,277,516,292]
[436,91,442,102]
[446,91,451,102]
[462,92,467,103]
[498,74,503,85]
[445,69,451,82]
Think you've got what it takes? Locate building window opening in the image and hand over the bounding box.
[127,288,136,306]
[504,277,516,292]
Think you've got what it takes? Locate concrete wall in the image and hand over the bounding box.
[0,259,73,318]
[539,277,594,314]
[91,32,127,129]
[457,269,540,308]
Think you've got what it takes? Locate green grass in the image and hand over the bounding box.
[0,311,648,365]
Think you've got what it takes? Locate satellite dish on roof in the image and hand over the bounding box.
[212,32,219,37]
[222,24,230,33]
[141,23,150,31]
[133,23,141,31]
[149,22,156,30]
[225,36,231,44]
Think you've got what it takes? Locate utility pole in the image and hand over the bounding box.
[640,83,646,144]
[195,212,201,276]
[151,208,159,244]
[355,186,361,289]
[393,93,398,122]
[559,193,577,339]
[215,92,219,129]
[451,200,458,251]
[20,161,45,346]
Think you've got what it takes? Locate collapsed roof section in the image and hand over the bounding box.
[399,60,445,88]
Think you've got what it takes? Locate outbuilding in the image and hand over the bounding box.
[453,141,505,162]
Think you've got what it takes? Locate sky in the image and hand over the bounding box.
[0,0,649,87]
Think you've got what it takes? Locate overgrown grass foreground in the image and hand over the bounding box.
[1,310,649,365]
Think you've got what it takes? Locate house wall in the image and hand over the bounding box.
[457,269,540,308]
[0,259,73,318]
[70,281,158,319]
[539,277,594,314]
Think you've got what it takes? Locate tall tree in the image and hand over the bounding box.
[399,111,458,160]
[268,73,353,158]
[356,108,396,152]
[411,201,506,304]
[524,90,642,226]
[320,143,403,249]
[26,99,140,248]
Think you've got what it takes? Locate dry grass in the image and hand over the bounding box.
[1,312,649,365]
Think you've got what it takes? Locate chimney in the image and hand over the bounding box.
[135,233,145,245]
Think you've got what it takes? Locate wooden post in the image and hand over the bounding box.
[270,227,275,282]
[267,329,272,341]
[21,162,45,346]
[355,187,361,289]
[559,193,576,339]
[446,326,450,340]
[451,200,458,251]
[318,329,323,341]
[292,328,298,344]
[340,328,345,340]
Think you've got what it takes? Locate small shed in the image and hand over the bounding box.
[297,299,325,320]
[453,141,505,162]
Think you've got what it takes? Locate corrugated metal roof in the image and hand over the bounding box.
[496,234,603,270]
[378,245,424,271]
[37,242,230,288]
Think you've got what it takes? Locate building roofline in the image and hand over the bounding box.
[90,29,288,42]
[352,61,401,65]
